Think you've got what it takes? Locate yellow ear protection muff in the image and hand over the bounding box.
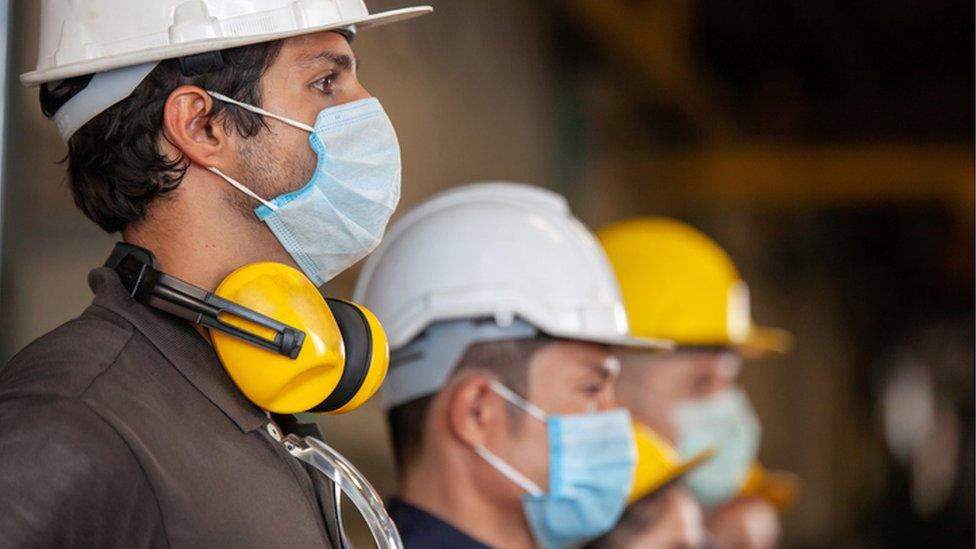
[106,242,388,415]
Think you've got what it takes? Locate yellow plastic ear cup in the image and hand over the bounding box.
[739,463,802,511]
[629,422,716,503]
[211,262,345,414]
[324,302,389,415]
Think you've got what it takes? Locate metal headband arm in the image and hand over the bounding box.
[106,242,305,359]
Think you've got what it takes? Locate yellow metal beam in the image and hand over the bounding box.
[629,142,974,214]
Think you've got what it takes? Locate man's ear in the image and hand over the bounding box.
[161,86,228,169]
[446,374,506,448]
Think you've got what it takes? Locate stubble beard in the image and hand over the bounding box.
[227,129,317,222]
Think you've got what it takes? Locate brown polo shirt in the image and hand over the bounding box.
[0,267,345,547]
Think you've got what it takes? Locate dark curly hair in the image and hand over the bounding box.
[44,42,283,233]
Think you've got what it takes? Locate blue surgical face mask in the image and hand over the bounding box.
[671,387,761,507]
[207,92,401,286]
[473,380,637,549]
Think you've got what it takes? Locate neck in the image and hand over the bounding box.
[124,225,238,292]
[401,448,535,549]
[122,166,291,291]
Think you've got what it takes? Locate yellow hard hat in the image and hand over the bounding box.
[598,218,793,355]
[739,463,802,511]
[629,422,715,503]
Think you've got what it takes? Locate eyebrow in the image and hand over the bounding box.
[584,360,615,382]
[296,50,357,71]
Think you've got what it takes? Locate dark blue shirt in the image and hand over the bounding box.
[388,498,493,549]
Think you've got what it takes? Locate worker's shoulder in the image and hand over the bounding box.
[0,310,153,501]
[0,304,136,400]
[0,394,152,533]
[0,393,130,453]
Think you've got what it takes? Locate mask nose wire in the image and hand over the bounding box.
[206,91,315,133]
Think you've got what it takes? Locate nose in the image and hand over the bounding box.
[350,81,371,102]
[596,383,619,411]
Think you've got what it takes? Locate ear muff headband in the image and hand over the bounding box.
[106,242,305,357]
[105,242,388,415]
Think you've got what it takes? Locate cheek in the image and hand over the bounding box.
[711,374,736,394]
[630,391,678,442]
[634,516,680,547]
[279,133,318,192]
[507,419,550,490]
[632,374,683,434]
[236,129,315,197]
[259,130,316,196]
[652,406,679,442]
[597,382,619,410]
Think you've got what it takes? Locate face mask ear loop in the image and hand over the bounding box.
[208,167,278,212]
[473,445,545,497]
[488,379,548,423]
[207,91,315,133]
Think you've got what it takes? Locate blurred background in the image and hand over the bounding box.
[1,1,973,547]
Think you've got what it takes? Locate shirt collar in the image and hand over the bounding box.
[89,267,267,433]
[387,498,493,549]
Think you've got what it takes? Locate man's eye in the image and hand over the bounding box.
[312,74,336,94]
[582,383,602,396]
[691,375,712,395]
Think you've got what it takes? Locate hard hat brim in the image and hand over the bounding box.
[631,448,716,503]
[739,465,802,511]
[741,324,795,358]
[543,327,675,351]
[21,6,433,86]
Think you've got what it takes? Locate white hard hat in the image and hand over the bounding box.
[354,182,674,352]
[23,0,431,85]
[24,0,432,140]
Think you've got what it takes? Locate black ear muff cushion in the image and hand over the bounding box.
[312,299,374,413]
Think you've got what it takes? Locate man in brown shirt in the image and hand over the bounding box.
[0,268,345,547]
[0,1,430,546]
